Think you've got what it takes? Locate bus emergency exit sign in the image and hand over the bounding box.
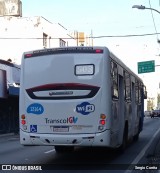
[138,60,155,74]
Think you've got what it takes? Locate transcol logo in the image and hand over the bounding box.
[45,117,78,124]
[76,102,95,115]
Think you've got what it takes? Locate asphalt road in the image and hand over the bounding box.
[0,117,160,173]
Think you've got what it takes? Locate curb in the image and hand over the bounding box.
[0,133,15,138]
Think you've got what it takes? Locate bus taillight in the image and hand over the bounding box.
[100,114,106,119]
[100,120,105,125]
[21,114,25,119]
[21,114,26,125]
[95,49,103,53]
[21,120,26,125]
[25,54,33,58]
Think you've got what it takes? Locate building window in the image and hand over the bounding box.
[43,33,48,48]
[59,39,66,47]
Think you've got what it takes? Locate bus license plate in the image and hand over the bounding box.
[52,126,69,132]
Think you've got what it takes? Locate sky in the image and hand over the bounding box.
[22,0,160,107]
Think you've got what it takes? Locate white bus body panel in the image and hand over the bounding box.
[20,47,113,147]
[20,129,111,146]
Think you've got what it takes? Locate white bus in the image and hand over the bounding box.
[19,47,147,153]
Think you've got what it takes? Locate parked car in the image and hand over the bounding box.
[151,110,160,118]
[144,111,152,117]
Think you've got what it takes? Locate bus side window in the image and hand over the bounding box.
[135,81,141,104]
[111,61,119,100]
[135,81,139,104]
[124,71,131,101]
[139,83,142,104]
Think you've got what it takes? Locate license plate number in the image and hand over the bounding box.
[52,126,69,132]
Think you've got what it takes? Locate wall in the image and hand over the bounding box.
[0,16,76,64]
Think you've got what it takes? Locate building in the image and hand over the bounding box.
[0,15,78,133]
[0,16,76,64]
[147,97,155,111]
[0,59,20,134]
[69,31,94,46]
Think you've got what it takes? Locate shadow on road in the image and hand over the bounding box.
[42,147,126,170]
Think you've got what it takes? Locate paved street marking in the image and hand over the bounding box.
[125,127,160,173]
[44,149,55,154]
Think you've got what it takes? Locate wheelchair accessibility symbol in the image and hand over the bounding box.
[30,125,37,133]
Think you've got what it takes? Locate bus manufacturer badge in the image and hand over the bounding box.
[49,91,73,96]
[76,102,95,115]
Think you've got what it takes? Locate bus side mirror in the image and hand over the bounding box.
[143,85,147,99]
[144,90,147,99]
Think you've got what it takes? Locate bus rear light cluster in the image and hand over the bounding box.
[21,114,26,124]
[98,114,106,131]
[21,114,27,130]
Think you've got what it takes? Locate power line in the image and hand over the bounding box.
[0,32,159,39]
[90,32,160,38]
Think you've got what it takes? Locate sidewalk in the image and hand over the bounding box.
[0,132,18,138]
[0,133,15,138]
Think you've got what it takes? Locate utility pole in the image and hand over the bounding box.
[76,31,78,46]
[91,30,93,46]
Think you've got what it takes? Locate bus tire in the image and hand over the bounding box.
[133,120,140,141]
[133,132,139,141]
[118,125,128,153]
[55,146,74,153]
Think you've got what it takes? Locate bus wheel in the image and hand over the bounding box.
[118,126,128,153]
[133,121,140,141]
[133,132,139,141]
[55,146,74,153]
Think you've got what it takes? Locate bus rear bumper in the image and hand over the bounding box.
[20,129,111,147]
